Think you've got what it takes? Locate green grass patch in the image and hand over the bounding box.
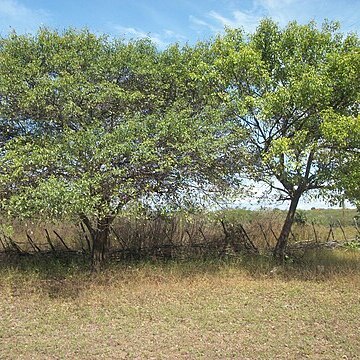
[218,207,358,227]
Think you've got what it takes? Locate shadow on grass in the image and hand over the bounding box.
[288,248,360,277]
[0,248,360,299]
[0,252,91,299]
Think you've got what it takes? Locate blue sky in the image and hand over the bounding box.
[0,0,359,47]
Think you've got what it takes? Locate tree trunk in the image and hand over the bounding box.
[273,191,302,260]
[91,217,111,272]
[81,215,112,272]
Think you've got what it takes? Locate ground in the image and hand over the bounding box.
[1,251,360,359]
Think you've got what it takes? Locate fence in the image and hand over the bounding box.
[0,215,359,259]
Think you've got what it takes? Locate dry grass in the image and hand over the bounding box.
[1,208,358,256]
[1,250,360,359]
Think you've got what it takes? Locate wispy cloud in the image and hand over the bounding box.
[0,0,50,34]
[190,9,260,34]
[189,0,359,36]
[255,0,360,30]
[254,0,304,25]
[163,29,187,42]
[209,10,261,32]
[257,0,296,9]
[112,24,186,48]
[189,14,219,32]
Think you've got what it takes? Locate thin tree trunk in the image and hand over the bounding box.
[273,191,302,260]
[91,217,112,272]
[80,215,112,271]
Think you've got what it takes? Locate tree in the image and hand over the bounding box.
[0,29,242,270]
[213,20,359,258]
[321,112,360,208]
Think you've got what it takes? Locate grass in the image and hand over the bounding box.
[303,208,358,226]
[1,208,358,256]
[219,207,358,227]
[1,250,360,359]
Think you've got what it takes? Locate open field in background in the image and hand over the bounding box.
[219,207,358,226]
[0,208,358,258]
[1,250,360,359]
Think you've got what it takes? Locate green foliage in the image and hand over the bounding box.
[0,29,242,227]
[210,19,359,254]
[343,240,360,250]
[321,112,360,207]
[294,210,308,226]
[0,223,14,238]
[212,20,359,202]
[304,208,357,227]
[1,107,239,221]
[0,29,160,128]
[215,208,358,227]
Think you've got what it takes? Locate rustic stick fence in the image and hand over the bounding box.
[0,219,358,258]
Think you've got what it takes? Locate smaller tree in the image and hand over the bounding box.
[212,20,359,258]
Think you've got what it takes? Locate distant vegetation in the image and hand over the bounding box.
[221,208,358,227]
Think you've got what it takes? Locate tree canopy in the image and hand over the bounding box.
[0,29,243,269]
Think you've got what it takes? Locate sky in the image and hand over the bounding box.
[0,0,359,47]
[0,0,358,209]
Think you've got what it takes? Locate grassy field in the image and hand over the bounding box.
[1,250,360,359]
[219,207,358,227]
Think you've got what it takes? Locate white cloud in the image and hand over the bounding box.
[254,0,357,29]
[189,14,219,32]
[112,24,186,48]
[163,29,187,41]
[257,0,296,10]
[209,10,261,32]
[114,26,148,40]
[254,0,304,25]
[113,25,166,47]
[190,9,260,35]
[190,0,359,36]
[0,0,50,34]
[189,4,263,35]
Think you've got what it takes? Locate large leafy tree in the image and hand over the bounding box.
[213,20,359,258]
[0,29,242,269]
